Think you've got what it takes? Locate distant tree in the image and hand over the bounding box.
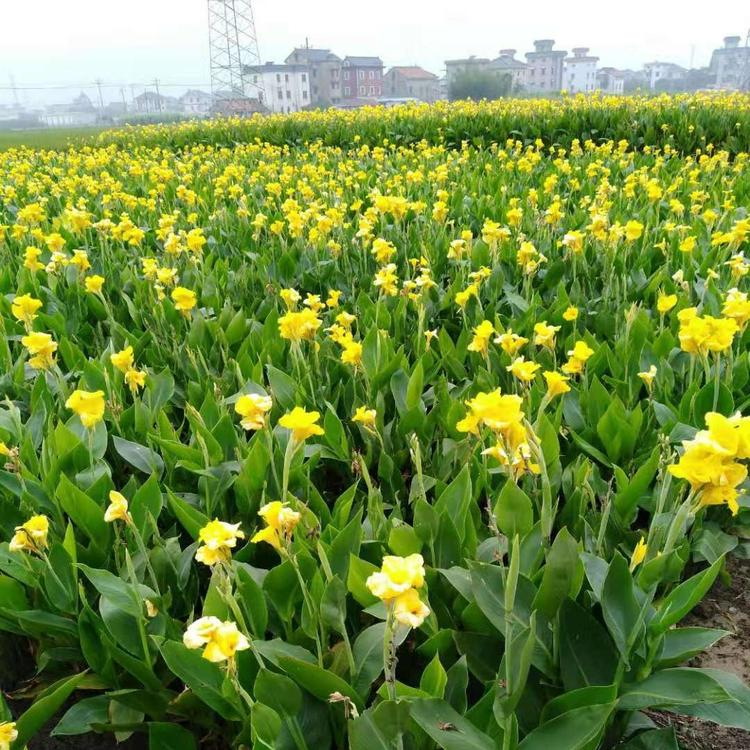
[449,69,512,101]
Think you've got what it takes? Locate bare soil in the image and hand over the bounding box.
[651,556,750,750]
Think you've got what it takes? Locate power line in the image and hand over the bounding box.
[0,81,212,91]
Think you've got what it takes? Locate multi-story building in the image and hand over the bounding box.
[244,63,311,113]
[643,61,686,91]
[341,56,384,100]
[710,35,750,90]
[444,56,491,89]
[597,67,625,94]
[525,39,567,93]
[285,48,342,106]
[384,66,440,102]
[488,50,528,91]
[564,47,599,93]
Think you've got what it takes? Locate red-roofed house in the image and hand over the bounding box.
[384,66,441,102]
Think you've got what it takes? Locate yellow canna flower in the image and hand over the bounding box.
[251,501,301,550]
[533,321,560,349]
[9,514,49,554]
[494,329,528,356]
[85,274,105,294]
[235,393,273,431]
[124,368,146,392]
[638,365,658,389]
[195,519,245,566]
[326,290,342,308]
[366,554,425,600]
[22,331,57,370]
[278,308,321,342]
[24,246,45,272]
[66,389,105,428]
[563,306,579,322]
[171,286,197,315]
[11,293,43,328]
[629,538,648,571]
[278,407,324,442]
[352,406,377,430]
[656,293,677,314]
[0,722,18,750]
[543,371,571,398]
[341,340,363,366]
[506,356,541,383]
[105,491,132,524]
[183,617,250,663]
[110,345,134,373]
[393,588,430,628]
[468,320,495,356]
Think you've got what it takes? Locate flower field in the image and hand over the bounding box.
[1,93,750,749]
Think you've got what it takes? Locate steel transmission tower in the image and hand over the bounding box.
[207,0,264,101]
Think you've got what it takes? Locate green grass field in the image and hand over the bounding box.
[0,125,106,151]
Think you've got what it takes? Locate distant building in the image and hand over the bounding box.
[180,89,213,115]
[564,47,599,93]
[245,63,311,113]
[384,66,440,102]
[285,48,342,106]
[213,90,266,115]
[133,91,180,114]
[643,61,686,91]
[710,35,750,90]
[488,49,529,90]
[597,67,625,94]
[42,92,98,127]
[341,56,384,100]
[525,39,567,93]
[444,57,491,88]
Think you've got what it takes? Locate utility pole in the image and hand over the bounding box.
[9,74,20,107]
[154,78,162,111]
[120,87,127,113]
[95,78,105,112]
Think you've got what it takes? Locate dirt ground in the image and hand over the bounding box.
[649,555,750,750]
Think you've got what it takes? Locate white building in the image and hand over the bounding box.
[180,89,213,116]
[564,48,599,93]
[643,61,686,91]
[597,68,625,94]
[245,63,311,114]
[525,40,567,93]
[710,36,750,90]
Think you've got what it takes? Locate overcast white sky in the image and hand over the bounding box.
[1,0,748,106]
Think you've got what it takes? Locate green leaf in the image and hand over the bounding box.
[517,701,615,750]
[113,436,165,477]
[618,668,732,710]
[350,701,410,750]
[410,698,497,750]
[353,622,386,697]
[347,554,379,607]
[251,703,282,750]
[656,627,730,668]
[13,672,89,749]
[149,722,197,750]
[406,361,424,410]
[56,474,110,548]
[159,641,241,720]
[52,696,110,736]
[235,566,268,638]
[533,528,578,620]
[494,480,533,538]
[614,446,659,522]
[420,654,448,699]
[650,557,724,633]
[166,489,208,539]
[130,474,163,535]
[254,668,302,717]
[277,656,363,711]
[601,553,642,663]
[78,564,143,618]
[618,727,679,750]
[559,598,618,691]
